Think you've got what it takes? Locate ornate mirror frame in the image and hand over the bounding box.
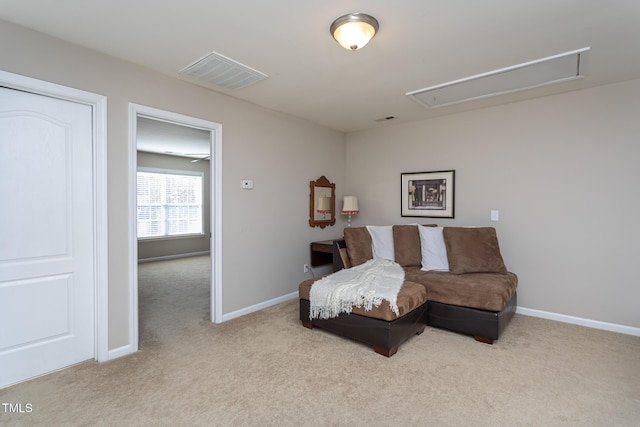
[309,175,336,228]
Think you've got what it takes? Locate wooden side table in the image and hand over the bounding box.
[310,240,336,267]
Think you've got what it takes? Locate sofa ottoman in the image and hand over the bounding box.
[299,278,428,356]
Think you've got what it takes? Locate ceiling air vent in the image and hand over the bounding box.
[407,47,589,108]
[179,51,268,90]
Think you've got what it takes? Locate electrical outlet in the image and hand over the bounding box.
[490,210,500,221]
[303,263,310,273]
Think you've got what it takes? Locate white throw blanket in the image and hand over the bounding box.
[309,259,405,320]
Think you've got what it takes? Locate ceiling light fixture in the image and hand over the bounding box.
[330,13,379,51]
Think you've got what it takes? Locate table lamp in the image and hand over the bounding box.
[341,196,359,227]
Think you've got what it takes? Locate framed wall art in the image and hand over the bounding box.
[401,170,455,218]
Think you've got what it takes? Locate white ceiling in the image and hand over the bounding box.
[137,117,210,159]
[2,1,640,133]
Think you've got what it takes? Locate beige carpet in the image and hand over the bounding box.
[1,255,639,426]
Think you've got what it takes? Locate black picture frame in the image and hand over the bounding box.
[401,170,455,218]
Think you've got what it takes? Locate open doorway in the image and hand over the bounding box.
[128,104,222,354]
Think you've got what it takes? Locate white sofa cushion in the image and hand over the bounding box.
[367,225,395,261]
[419,225,449,271]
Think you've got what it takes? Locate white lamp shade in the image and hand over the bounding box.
[341,196,359,214]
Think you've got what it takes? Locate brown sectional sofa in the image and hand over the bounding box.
[299,225,517,356]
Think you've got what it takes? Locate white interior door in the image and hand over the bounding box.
[0,86,95,388]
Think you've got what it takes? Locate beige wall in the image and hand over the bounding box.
[1,20,346,351]
[4,16,637,354]
[346,79,640,328]
[137,151,211,260]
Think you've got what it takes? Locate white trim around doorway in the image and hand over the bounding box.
[127,104,223,356]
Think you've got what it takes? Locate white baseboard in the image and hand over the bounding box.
[107,344,135,361]
[516,306,640,337]
[221,291,299,322]
[138,251,210,263]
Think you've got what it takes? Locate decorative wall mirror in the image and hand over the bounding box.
[309,175,336,228]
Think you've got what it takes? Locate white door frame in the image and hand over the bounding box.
[128,104,223,352]
[0,70,109,363]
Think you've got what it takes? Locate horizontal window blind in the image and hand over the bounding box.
[137,168,203,239]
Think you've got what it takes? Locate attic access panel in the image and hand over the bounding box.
[407,47,589,108]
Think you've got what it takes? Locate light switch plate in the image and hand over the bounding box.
[242,179,254,189]
[490,210,499,221]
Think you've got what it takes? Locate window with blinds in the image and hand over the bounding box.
[137,167,204,239]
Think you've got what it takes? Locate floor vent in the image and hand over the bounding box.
[407,47,589,108]
[179,51,268,90]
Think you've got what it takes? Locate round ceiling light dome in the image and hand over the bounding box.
[330,13,379,51]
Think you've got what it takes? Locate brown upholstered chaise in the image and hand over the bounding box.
[299,278,428,356]
[299,225,517,355]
